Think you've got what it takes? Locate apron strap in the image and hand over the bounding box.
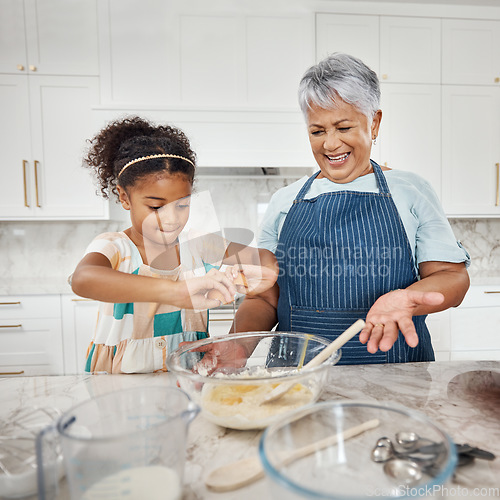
[295,171,321,201]
[371,160,391,195]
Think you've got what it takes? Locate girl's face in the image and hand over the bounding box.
[307,100,382,184]
[118,173,192,248]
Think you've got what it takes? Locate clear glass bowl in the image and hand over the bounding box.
[259,401,457,499]
[166,332,341,430]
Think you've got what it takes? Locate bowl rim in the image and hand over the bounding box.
[258,399,458,500]
[166,331,342,383]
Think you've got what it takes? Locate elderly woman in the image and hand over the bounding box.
[233,53,470,364]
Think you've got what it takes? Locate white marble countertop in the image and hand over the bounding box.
[1,361,499,499]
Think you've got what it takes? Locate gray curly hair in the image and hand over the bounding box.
[298,53,380,119]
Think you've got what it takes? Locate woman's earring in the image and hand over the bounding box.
[372,136,377,145]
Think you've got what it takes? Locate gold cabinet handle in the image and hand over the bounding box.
[495,77,500,83]
[29,65,37,72]
[382,74,388,80]
[0,370,25,375]
[22,160,30,207]
[209,318,233,322]
[71,298,95,302]
[17,64,25,71]
[0,301,21,305]
[0,324,22,328]
[34,160,41,207]
[484,291,500,294]
[496,163,499,207]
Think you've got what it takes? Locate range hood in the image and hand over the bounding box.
[197,166,314,178]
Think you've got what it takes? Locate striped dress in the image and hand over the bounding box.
[82,231,227,373]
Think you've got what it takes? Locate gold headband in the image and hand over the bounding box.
[118,153,195,177]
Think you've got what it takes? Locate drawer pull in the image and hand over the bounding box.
[0,370,25,375]
[210,318,233,322]
[34,160,41,207]
[496,163,499,207]
[22,160,30,207]
[484,291,500,294]
[71,298,95,302]
[0,302,21,305]
[0,324,22,328]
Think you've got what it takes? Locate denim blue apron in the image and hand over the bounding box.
[275,160,434,364]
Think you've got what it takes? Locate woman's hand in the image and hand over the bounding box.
[224,264,279,296]
[178,339,250,376]
[359,289,445,353]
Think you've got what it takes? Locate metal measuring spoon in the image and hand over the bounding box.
[383,459,423,487]
[371,437,439,466]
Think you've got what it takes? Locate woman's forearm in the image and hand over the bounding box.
[407,261,470,315]
[231,284,279,333]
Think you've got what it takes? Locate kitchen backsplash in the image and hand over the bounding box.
[0,176,499,283]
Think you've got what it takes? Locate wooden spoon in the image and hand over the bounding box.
[205,417,379,492]
[260,319,366,404]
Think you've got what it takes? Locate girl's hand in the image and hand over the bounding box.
[178,268,237,310]
[359,289,444,353]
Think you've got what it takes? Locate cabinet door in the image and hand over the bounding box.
[23,0,99,75]
[450,307,500,356]
[380,17,440,84]
[0,0,28,74]
[426,309,450,357]
[0,75,34,217]
[208,311,234,337]
[28,76,108,219]
[316,14,379,73]
[61,295,99,374]
[0,318,64,375]
[442,85,500,216]
[379,83,441,197]
[442,19,500,85]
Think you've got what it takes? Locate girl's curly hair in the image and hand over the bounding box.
[84,116,196,199]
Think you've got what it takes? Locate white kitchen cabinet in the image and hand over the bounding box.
[0,74,108,219]
[315,13,380,73]
[441,85,500,216]
[379,17,440,84]
[0,0,99,76]
[208,309,234,337]
[442,19,500,86]
[0,295,64,375]
[61,295,99,374]
[379,83,441,197]
[316,14,440,84]
[449,285,500,361]
[426,310,451,361]
[99,0,312,110]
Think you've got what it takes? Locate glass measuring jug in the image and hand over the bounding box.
[36,386,199,500]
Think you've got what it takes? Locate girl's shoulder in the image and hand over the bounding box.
[85,231,142,270]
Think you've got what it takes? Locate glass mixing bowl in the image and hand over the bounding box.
[259,401,457,499]
[166,332,341,430]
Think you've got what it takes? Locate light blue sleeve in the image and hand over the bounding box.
[257,179,306,253]
[257,193,283,254]
[409,175,471,268]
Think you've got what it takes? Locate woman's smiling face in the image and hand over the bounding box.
[307,100,382,184]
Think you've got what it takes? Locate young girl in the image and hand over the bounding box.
[71,116,277,374]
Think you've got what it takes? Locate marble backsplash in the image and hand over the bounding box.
[0,176,499,285]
